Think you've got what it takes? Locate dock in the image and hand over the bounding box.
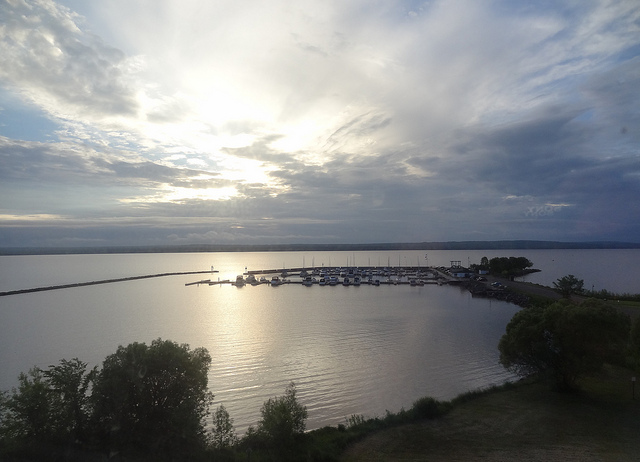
[184,279,212,286]
[193,266,451,287]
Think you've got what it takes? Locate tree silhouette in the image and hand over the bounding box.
[91,339,213,458]
[553,274,584,298]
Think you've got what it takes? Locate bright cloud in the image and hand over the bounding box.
[0,0,639,247]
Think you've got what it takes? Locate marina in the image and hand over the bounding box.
[194,266,457,286]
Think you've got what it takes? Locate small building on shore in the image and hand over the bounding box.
[448,262,472,278]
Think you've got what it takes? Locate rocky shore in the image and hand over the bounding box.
[466,280,532,307]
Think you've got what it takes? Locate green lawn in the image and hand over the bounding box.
[340,366,640,461]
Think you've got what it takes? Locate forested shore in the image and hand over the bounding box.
[2,240,639,255]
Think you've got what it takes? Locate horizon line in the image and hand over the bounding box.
[2,240,640,256]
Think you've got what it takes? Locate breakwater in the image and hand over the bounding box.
[0,270,217,297]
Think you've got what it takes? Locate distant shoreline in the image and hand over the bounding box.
[1,240,640,256]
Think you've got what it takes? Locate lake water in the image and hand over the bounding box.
[0,249,638,432]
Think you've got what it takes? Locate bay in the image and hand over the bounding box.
[0,249,638,433]
[2,248,639,294]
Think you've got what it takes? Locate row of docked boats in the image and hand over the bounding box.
[234,274,284,286]
[230,267,440,287]
[233,274,380,287]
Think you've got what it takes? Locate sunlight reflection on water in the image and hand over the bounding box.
[0,252,531,433]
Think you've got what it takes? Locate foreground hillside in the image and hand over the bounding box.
[341,366,640,461]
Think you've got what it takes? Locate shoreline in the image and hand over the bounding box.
[2,240,639,256]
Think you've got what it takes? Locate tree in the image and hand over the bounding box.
[91,339,213,458]
[480,256,489,268]
[257,382,307,445]
[210,404,237,449]
[499,299,630,390]
[553,274,584,298]
[0,368,52,444]
[489,257,533,276]
[497,306,550,379]
[0,359,95,457]
[43,358,96,443]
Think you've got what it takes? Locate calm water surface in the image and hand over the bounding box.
[1,250,638,432]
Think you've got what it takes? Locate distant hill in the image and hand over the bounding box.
[2,240,639,255]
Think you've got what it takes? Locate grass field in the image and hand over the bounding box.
[340,366,640,461]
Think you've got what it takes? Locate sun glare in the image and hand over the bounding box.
[163,186,239,202]
[268,119,321,153]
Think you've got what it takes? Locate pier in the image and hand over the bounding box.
[0,265,459,296]
[0,270,218,297]
[199,266,452,287]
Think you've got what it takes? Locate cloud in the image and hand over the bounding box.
[1,0,640,247]
[0,0,139,120]
[0,136,214,186]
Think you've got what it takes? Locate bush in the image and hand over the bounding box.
[499,299,630,390]
[257,382,308,445]
[410,396,449,419]
[344,414,366,428]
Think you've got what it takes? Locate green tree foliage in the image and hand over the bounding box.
[1,341,215,460]
[258,382,308,445]
[210,404,237,449]
[553,274,584,298]
[499,299,630,390]
[489,257,533,275]
[0,359,95,458]
[0,368,52,444]
[91,338,213,458]
[44,358,96,443]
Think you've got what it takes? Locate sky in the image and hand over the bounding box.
[1,0,639,248]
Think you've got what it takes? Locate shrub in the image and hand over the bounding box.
[344,414,366,428]
[257,382,308,445]
[210,404,237,449]
[411,396,449,419]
